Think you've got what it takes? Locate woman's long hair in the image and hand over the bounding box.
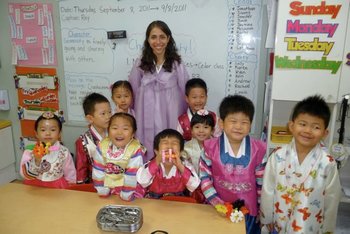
[140,20,181,73]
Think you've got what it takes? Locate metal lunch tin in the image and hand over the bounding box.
[96,205,143,232]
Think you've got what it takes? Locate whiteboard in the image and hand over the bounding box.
[59,0,266,133]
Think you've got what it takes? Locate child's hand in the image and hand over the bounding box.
[171,150,185,173]
[264,223,275,232]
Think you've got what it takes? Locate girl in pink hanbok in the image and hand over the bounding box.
[128,20,189,161]
[136,129,200,199]
[20,112,76,189]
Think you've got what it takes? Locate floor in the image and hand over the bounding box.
[336,202,350,234]
[337,154,350,234]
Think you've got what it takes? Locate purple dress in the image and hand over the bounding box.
[129,58,189,161]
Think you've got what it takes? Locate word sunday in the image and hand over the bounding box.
[275,55,341,74]
[286,20,338,38]
[284,37,334,55]
[289,1,342,19]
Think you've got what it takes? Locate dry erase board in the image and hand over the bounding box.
[59,0,266,133]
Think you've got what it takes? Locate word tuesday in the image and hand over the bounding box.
[284,37,334,55]
[289,1,342,19]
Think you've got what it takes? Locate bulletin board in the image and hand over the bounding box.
[8,3,57,66]
[15,66,61,138]
[58,0,268,134]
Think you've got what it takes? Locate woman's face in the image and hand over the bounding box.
[147,27,170,58]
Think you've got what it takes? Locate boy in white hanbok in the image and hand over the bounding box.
[260,95,341,233]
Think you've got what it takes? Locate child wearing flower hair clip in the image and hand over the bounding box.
[184,109,214,174]
[20,111,76,188]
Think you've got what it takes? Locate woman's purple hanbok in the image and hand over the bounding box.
[129,58,189,161]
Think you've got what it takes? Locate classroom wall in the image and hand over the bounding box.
[0,0,87,176]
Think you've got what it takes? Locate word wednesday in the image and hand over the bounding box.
[284,37,334,55]
[275,55,341,74]
[286,20,338,38]
[289,1,342,19]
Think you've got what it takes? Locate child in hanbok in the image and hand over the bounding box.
[260,95,341,233]
[183,110,214,203]
[92,113,145,201]
[177,78,221,141]
[75,92,112,184]
[137,129,200,199]
[111,80,135,116]
[20,112,76,188]
[200,95,266,233]
[184,109,215,173]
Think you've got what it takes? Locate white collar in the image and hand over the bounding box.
[90,125,106,141]
[154,60,164,74]
[223,132,246,158]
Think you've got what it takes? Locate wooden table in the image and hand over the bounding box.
[0,183,245,234]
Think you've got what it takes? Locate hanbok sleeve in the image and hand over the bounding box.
[260,149,277,225]
[128,59,142,96]
[254,140,267,205]
[92,145,110,196]
[199,149,224,206]
[120,147,145,201]
[75,137,89,183]
[176,120,184,135]
[175,62,190,95]
[323,160,341,232]
[20,150,40,180]
[182,159,200,192]
[136,159,158,188]
[63,149,77,184]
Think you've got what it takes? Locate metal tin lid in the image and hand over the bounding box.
[96,205,143,233]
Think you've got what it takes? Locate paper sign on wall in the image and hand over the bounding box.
[0,90,10,110]
[8,3,57,66]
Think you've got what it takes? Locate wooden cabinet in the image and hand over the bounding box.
[0,120,17,185]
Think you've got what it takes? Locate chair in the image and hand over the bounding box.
[160,195,198,204]
[66,183,96,193]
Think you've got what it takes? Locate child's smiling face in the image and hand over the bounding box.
[35,119,61,145]
[108,116,134,148]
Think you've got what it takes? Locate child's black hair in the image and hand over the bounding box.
[185,78,208,96]
[219,95,254,122]
[109,112,137,133]
[82,92,110,116]
[190,113,215,129]
[111,80,134,98]
[291,95,331,128]
[153,129,184,151]
[34,112,62,131]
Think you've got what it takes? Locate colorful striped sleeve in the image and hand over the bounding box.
[199,149,224,206]
[120,147,145,201]
[20,150,39,180]
[255,141,268,206]
[92,145,110,196]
